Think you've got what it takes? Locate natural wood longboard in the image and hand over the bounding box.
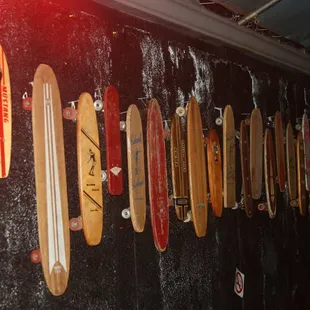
[147,99,169,252]
[77,93,103,246]
[207,129,223,217]
[126,104,146,232]
[187,97,208,237]
[286,123,297,201]
[170,113,189,221]
[274,111,286,192]
[297,132,307,216]
[0,45,11,178]
[223,105,235,208]
[32,64,70,296]
[302,112,310,191]
[250,108,263,199]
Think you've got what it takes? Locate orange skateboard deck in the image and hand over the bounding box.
[250,108,263,199]
[126,104,146,232]
[32,64,70,296]
[187,97,208,237]
[77,93,103,246]
[302,112,310,191]
[274,111,286,192]
[206,129,223,217]
[297,132,307,216]
[170,113,189,221]
[223,105,235,208]
[0,45,11,178]
[286,123,297,201]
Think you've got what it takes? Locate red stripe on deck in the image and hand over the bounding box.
[0,49,6,177]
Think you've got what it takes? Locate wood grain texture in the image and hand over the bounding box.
[302,113,310,191]
[170,113,189,221]
[32,64,70,296]
[77,93,103,246]
[250,108,263,199]
[207,129,223,217]
[0,45,11,178]
[286,123,297,201]
[223,105,235,208]
[297,132,307,216]
[187,97,208,237]
[126,104,146,232]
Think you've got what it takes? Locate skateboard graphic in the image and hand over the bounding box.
[302,112,310,191]
[250,108,263,199]
[0,45,11,178]
[187,97,208,237]
[223,105,235,208]
[104,86,123,195]
[147,99,169,252]
[206,129,223,217]
[32,64,70,296]
[76,93,103,246]
[286,123,297,202]
[125,104,146,232]
[170,113,189,221]
[297,132,307,216]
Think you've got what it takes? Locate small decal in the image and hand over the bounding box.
[234,268,245,298]
[111,166,122,176]
[87,148,96,176]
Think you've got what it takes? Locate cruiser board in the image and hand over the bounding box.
[0,45,12,178]
[104,86,123,195]
[170,113,189,221]
[77,93,103,246]
[32,64,70,296]
[147,99,169,251]
[297,131,307,216]
[126,104,146,232]
[286,123,297,201]
[302,112,310,191]
[187,97,208,237]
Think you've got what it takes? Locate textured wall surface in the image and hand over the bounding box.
[1,0,310,309]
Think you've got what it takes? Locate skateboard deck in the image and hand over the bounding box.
[302,112,310,191]
[274,111,286,192]
[32,64,70,296]
[286,123,297,201]
[104,86,123,195]
[297,131,307,216]
[170,113,189,221]
[240,120,253,218]
[126,104,146,232]
[77,93,103,246]
[206,129,223,217]
[147,99,169,251]
[0,45,11,178]
[250,108,263,199]
[264,129,277,218]
[187,97,208,237]
[223,105,235,208]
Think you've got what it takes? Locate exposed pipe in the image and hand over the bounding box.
[238,0,282,26]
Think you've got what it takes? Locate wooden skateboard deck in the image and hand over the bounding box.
[126,104,146,232]
[286,123,297,201]
[206,129,223,217]
[103,86,123,195]
[302,112,310,191]
[297,132,307,216]
[77,93,103,246]
[250,108,263,199]
[240,120,253,218]
[147,99,169,251]
[274,111,286,192]
[170,113,189,221]
[223,105,235,208]
[264,129,277,218]
[32,64,70,296]
[187,97,208,237]
[0,45,11,178]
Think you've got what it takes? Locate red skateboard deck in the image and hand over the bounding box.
[147,99,169,252]
[104,86,123,195]
[302,112,310,191]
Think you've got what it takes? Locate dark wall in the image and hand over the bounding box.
[1,0,310,309]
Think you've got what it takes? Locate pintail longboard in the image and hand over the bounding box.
[302,112,310,191]
[286,123,297,202]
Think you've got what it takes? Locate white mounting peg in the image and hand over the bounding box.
[101,170,107,182]
[120,121,126,131]
[214,107,223,126]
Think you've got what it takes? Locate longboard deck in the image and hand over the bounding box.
[297,132,307,216]
[187,97,208,237]
[170,113,189,221]
[223,105,235,208]
[32,64,70,296]
[302,113,310,191]
[147,99,169,252]
[104,86,123,195]
[274,111,286,192]
[126,104,146,232]
[286,123,297,201]
[250,108,263,199]
[0,45,12,178]
[77,93,103,246]
[207,129,223,217]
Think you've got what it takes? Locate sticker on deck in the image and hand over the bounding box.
[234,268,245,298]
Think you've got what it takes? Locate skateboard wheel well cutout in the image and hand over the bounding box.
[121,208,131,219]
[176,107,186,117]
[63,107,77,120]
[69,217,82,231]
[94,99,103,111]
[30,249,41,264]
